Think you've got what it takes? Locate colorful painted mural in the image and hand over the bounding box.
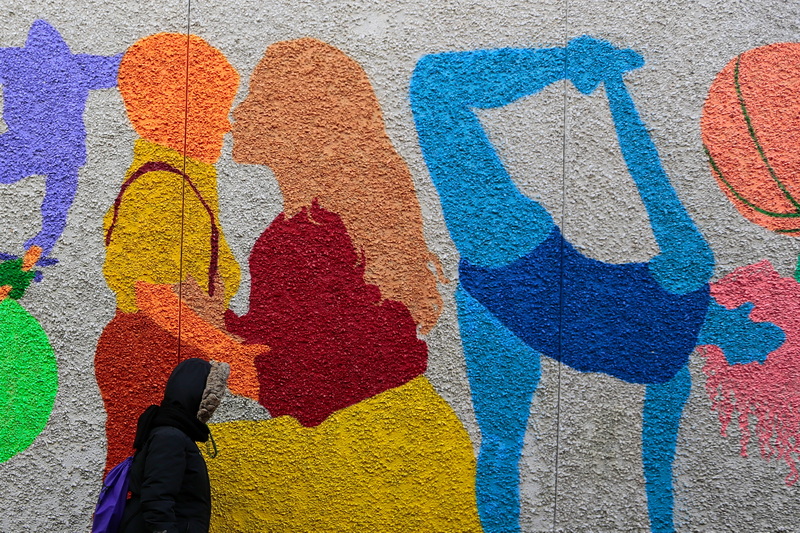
[0,19,119,464]
[96,32,264,473]
[410,35,783,533]
[3,3,800,532]
[209,37,479,531]
[88,32,479,530]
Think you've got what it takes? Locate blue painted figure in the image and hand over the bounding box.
[0,20,120,262]
[410,36,728,533]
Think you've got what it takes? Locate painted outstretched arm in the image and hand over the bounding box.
[410,46,564,267]
[23,54,121,257]
[134,281,265,400]
[411,36,714,291]
[566,36,714,294]
[76,53,122,90]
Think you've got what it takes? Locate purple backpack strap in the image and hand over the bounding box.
[91,456,133,533]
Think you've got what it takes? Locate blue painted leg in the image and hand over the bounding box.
[642,365,691,533]
[457,285,541,533]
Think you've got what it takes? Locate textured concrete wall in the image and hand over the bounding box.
[1,1,800,531]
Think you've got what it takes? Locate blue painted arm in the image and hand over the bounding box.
[604,76,713,293]
[410,47,563,267]
[564,36,714,293]
[411,36,714,291]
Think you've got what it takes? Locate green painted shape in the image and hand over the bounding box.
[0,259,36,300]
[796,255,800,283]
[0,298,57,462]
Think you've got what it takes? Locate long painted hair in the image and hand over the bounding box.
[234,38,445,333]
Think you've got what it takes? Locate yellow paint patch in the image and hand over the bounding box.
[207,376,482,532]
[103,139,240,312]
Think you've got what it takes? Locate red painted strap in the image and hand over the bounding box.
[105,161,220,295]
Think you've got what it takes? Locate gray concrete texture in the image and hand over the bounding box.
[1,0,799,531]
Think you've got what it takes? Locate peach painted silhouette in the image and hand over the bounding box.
[233,37,445,334]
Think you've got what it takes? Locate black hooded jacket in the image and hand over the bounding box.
[120,358,212,533]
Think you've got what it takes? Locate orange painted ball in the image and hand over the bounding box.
[701,43,800,234]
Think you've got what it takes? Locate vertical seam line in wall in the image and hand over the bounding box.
[553,0,569,530]
[177,0,192,364]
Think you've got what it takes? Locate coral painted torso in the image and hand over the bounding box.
[225,202,428,426]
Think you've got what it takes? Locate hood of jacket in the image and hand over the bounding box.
[133,358,216,450]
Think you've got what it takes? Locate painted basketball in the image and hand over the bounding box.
[701,43,800,234]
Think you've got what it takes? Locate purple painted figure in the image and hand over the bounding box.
[0,20,120,263]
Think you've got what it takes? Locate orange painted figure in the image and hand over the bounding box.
[208,38,481,531]
[702,43,800,234]
[95,33,266,473]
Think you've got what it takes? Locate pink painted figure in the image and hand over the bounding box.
[699,261,800,484]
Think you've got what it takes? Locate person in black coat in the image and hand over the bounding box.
[120,358,229,533]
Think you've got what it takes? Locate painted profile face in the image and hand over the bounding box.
[231,60,321,169]
[230,81,282,166]
[231,38,381,170]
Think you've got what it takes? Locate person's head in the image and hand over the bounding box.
[133,358,230,451]
[162,358,229,422]
[231,37,385,173]
[118,33,239,164]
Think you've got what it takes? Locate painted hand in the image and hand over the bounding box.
[171,275,267,400]
[566,35,644,94]
[224,343,267,401]
[173,274,228,332]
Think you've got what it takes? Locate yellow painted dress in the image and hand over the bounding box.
[207,376,482,532]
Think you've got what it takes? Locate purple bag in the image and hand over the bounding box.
[91,456,133,533]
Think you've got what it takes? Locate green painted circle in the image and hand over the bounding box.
[0,298,57,462]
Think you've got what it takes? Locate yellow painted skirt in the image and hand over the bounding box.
[207,376,482,532]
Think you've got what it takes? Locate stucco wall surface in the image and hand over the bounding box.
[1,1,800,532]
